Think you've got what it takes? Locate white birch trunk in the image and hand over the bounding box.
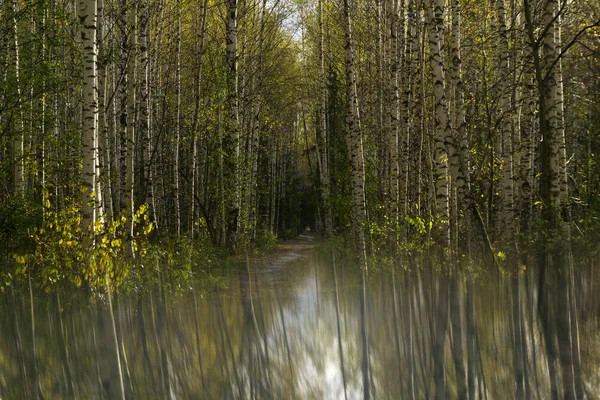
[127,0,136,255]
[406,0,422,213]
[118,0,128,217]
[519,8,535,235]
[496,0,516,249]
[448,0,473,258]
[449,0,468,212]
[8,0,24,195]
[541,0,561,208]
[343,0,368,270]
[79,0,98,237]
[174,0,182,237]
[97,0,112,224]
[225,0,240,252]
[555,9,568,209]
[139,0,150,214]
[424,0,450,249]
[319,0,333,237]
[387,0,400,245]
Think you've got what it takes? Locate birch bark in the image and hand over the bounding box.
[174,0,182,237]
[319,0,333,237]
[8,0,24,195]
[79,0,99,237]
[496,0,516,252]
[126,0,136,255]
[343,0,368,270]
[139,0,150,213]
[424,0,450,249]
[225,0,240,252]
[387,0,400,245]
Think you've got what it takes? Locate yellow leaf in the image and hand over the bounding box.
[144,222,154,235]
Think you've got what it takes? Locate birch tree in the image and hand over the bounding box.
[523,0,584,396]
[318,0,333,237]
[387,0,400,247]
[225,0,240,252]
[424,0,450,250]
[493,0,517,263]
[138,0,150,216]
[7,0,24,196]
[79,0,99,238]
[342,0,368,270]
[174,0,182,237]
[126,0,136,255]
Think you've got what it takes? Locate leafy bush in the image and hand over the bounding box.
[0,194,40,258]
[10,201,155,293]
[254,229,278,254]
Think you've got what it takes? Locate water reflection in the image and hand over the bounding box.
[1,239,599,399]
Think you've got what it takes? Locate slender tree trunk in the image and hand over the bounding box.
[466,279,477,400]
[28,274,42,399]
[450,277,467,399]
[225,0,240,253]
[118,0,129,228]
[360,266,370,399]
[318,0,333,237]
[387,0,400,249]
[568,262,584,399]
[139,0,150,212]
[126,0,136,255]
[174,0,182,237]
[332,252,349,400]
[342,0,368,270]
[407,0,423,215]
[496,0,517,257]
[79,0,99,240]
[424,0,450,250]
[496,1,526,396]
[519,51,535,237]
[511,276,526,399]
[98,277,126,400]
[449,0,471,255]
[98,0,113,224]
[8,0,25,196]
[524,0,575,397]
[189,0,209,237]
[247,0,268,243]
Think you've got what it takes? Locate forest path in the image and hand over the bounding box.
[240,233,322,287]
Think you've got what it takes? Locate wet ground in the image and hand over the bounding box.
[1,235,599,399]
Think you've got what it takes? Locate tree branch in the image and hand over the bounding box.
[546,20,600,76]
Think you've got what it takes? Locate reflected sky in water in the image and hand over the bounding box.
[1,235,599,399]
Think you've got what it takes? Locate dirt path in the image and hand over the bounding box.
[241,233,321,287]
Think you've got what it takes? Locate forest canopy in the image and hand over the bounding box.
[1,0,600,290]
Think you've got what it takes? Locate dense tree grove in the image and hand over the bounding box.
[1,0,600,397]
[1,0,314,268]
[0,0,599,273]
